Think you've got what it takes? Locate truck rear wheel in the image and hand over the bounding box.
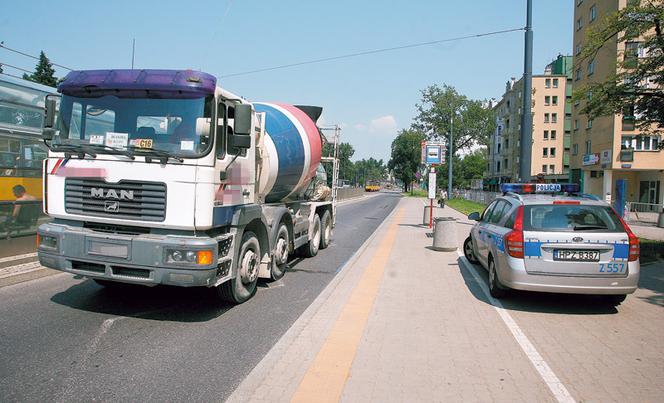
[300,214,321,258]
[218,231,260,304]
[319,210,332,250]
[270,224,290,281]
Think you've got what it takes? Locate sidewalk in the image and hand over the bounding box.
[228,197,560,402]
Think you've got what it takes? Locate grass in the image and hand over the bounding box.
[402,188,429,198]
[446,198,487,216]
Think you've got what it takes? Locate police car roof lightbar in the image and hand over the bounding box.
[499,183,580,194]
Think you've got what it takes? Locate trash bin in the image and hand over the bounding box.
[423,205,433,225]
[432,217,457,251]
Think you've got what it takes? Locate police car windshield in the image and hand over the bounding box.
[523,205,625,233]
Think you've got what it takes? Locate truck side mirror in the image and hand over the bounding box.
[43,96,58,140]
[234,104,252,135]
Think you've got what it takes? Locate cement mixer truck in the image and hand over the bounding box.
[36,69,336,303]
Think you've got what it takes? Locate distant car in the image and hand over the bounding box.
[463,183,640,306]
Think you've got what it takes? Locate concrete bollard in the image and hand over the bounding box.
[658,211,664,228]
[423,205,433,225]
[432,217,457,251]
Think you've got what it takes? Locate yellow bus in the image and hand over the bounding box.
[365,180,381,192]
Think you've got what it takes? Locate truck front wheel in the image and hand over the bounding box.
[319,210,332,250]
[218,231,260,304]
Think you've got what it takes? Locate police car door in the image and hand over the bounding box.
[474,200,498,264]
[483,200,511,261]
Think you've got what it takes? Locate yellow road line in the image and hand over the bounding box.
[291,207,404,403]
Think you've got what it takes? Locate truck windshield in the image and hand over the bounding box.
[54,94,214,158]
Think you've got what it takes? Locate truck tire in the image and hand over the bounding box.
[218,231,260,304]
[300,213,321,258]
[270,224,290,281]
[319,210,332,250]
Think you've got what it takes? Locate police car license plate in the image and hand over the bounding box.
[553,249,599,262]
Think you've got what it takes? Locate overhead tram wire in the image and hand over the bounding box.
[0,61,34,75]
[0,42,74,71]
[220,27,525,78]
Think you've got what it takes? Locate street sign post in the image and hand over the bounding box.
[428,168,436,228]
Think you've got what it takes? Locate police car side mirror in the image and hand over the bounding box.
[468,212,480,221]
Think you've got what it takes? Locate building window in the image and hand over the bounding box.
[587,59,595,76]
[545,78,551,88]
[575,68,582,81]
[551,130,557,139]
[587,119,593,129]
[550,147,556,157]
[590,4,597,22]
[575,43,582,56]
[504,158,509,169]
[622,136,634,149]
[573,144,579,155]
[544,113,550,123]
[542,165,548,174]
[543,148,548,157]
[576,17,583,31]
[635,135,661,151]
[545,96,551,105]
[624,42,641,69]
[574,120,580,130]
[497,161,501,172]
[552,113,558,123]
[497,143,501,154]
[544,130,549,140]
[550,164,555,173]
[553,78,559,88]
[505,138,509,149]
[585,140,592,154]
[552,96,558,105]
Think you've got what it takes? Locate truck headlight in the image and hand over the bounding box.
[38,234,58,249]
[166,249,213,265]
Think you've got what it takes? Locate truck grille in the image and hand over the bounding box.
[65,179,166,222]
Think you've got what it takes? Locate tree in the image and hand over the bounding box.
[573,1,663,136]
[23,51,57,87]
[322,141,355,186]
[412,84,496,151]
[354,157,387,186]
[437,148,487,190]
[388,129,425,192]
[0,64,3,74]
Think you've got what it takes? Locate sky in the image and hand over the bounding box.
[2,0,572,162]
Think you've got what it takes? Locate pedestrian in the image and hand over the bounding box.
[439,189,447,208]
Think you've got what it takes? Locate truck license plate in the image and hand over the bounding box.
[553,249,599,262]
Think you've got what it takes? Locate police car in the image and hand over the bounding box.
[463,183,639,305]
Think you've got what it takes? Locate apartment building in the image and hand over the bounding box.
[486,55,572,188]
[570,0,663,208]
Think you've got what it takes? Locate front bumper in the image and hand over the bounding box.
[497,256,640,295]
[37,222,233,287]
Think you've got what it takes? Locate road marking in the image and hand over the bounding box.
[457,250,576,403]
[0,261,43,279]
[291,207,404,403]
[0,252,37,264]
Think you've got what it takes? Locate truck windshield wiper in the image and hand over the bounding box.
[48,143,97,159]
[126,145,184,163]
[573,224,608,231]
[81,143,135,160]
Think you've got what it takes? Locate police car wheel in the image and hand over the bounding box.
[488,258,507,298]
[463,237,478,264]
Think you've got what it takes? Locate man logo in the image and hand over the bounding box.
[91,187,134,200]
[104,200,120,213]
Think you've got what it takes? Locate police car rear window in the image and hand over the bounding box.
[523,205,625,232]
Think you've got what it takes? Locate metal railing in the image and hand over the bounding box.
[458,190,499,205]
[625,202,664,224]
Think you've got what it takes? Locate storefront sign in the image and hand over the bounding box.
[582,153,600,166]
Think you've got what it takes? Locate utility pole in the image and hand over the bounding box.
[131,38,136,69]
[519,0,533,182]
[448,112,454,199]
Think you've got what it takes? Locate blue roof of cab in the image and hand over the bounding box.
[58,69,217,99]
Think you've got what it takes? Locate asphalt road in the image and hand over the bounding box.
[0,192,401,402]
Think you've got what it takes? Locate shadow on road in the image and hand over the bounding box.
[457,257,622,315]
[51,279,234,323]
[636,262,664,307]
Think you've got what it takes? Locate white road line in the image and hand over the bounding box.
[0,252,37,264]
[0,261,43,279]
[457,250,576,403]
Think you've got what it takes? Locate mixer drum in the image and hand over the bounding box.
[254,102,322,203]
